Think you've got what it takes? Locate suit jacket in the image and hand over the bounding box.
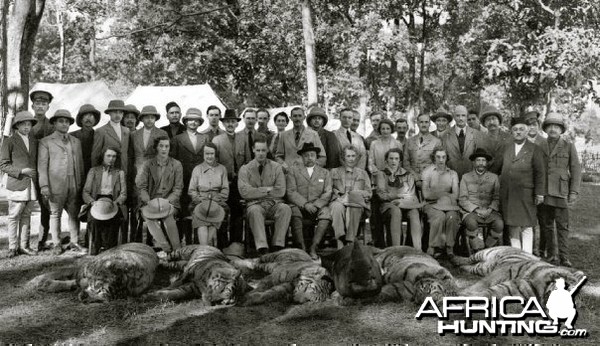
[499,141,546,226]
[31,115,54,140]
[540,137,581,200]
[441,126,486,179]
[171,131,208,183]
[131,126,169,173]
[276,126,326,169]
[286,165,332,209]
[365,130,379,150]
[333,127,366,170]
[200,126,225,143]
[257,127,275,149]
[135,157,183,209]
[236,128,267,164]
[482,130,512,175]
[70,128,94,175]
[92,122,130,176]
[238,159,286,206]
[212,132,249,179]
[161,123,186,139]
[330,166,372,202]
[403,133,442,181]
[0,133,37,191]
[318,128,342,169]
[38,132,85,195]
[82,166,127,205]
[459,171,500,213]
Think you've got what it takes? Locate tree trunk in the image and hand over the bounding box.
[56,3,65,81]
[417,0,426,112]
[300,0,318,107]
[89,25,96,78]
[2,0,45,136]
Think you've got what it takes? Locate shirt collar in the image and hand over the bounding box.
[17,132,29,142]
[156,157,169,166]
[432,165,450,172]
[344,166,355,173]
[455,126,466,135]
[383,166,407,176]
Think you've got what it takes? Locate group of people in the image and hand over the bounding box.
[0,90,581,266]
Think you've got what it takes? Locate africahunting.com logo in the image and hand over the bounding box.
[415,276,588,338]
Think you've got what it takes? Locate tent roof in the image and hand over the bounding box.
[29,80,117,131]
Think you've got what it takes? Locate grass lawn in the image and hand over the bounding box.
[1,184,599,344]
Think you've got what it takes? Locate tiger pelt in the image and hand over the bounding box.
[28,243,159,302]
[147,245,248,305]
[455,246,586,302]
[239,249,333,305]
[374,246,458,305]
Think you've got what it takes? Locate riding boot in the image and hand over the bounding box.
[309,219,330,258]
[291,217,306,250]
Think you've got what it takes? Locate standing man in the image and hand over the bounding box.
[499,117,546,254]
[524,111,546,146]
[161,101,186,139]
[171,108,208,244]
[121,104,140,132]
[403,113,442,188]
[307,106,342,169]
[538,113,581,267]
[70,104,101,176]
[459,148,504,251]
[201,105,225,142]
[212,109,248,246]
[351,110,368,148]
[0,111,38,257]
[479,105,512,174]
[333,108,367,170]
[38,110,85,255]
[239,108,266,162]
[256,108,275,146]
[92,100,130,177]
[238,138,292,255]
[441,105,486,180]
[431,108,452,138]
[276,107,326,171]
[286,143,332,255]
[29,89,54,251]
[467,108,487,133]
[394,117,409,146]
[365,111,383,150]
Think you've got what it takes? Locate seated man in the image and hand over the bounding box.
[136,136,183,253]
[238,138,292,255]
[286,142,333,258]
[330,145,371,251]
[459,148,504,251]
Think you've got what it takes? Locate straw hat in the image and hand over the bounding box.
[11,111,37,130]
[480,105,503,125]
[431,196,460,211]
[90,198,118,221]
[307,107,328,126]
[193,199,225,224]
[141,198,172,219]
[182,108,204,125]
[392,195,425,209]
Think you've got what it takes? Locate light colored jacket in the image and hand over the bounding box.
[286,164,332,209]
[459,170,500,212]
[238,159,286,206]
[131,126,168,173]
[276,126,326,169]
[403,133,442,182]
[38,131,85,195]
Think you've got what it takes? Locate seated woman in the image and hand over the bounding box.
[81,147,127,255]
[375,148,423,249]
[188,142,229,246]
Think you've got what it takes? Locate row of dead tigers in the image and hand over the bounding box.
[28,242,586,308]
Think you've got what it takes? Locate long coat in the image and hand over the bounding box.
[317,128,342,169]
[69,128,94,176]
[441,126,487,179]
[171,131,208,213]
[539,137,581,201]
[92,122,130,176]
[0,133,37,191]
[403,133,442,182]
[38,132,85,196]
[499,140,546,227]
[286,165,332,209]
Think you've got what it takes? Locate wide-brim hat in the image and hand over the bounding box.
[49,109,75,124]
[125,104,140,116]
[344,190,369,210]
[90,198,118,221]
[104,99,128,114]
[392,195,425,209]
[431,107,452,122]
[431,196,460,211]
[307,107,328,126]
[183,108,204,124]
[138,105,161,121]
[480,105,503,125]
[297,142,321,156]
[76,104,101,127]
[220,109,240,122]
[11,111,37,130]
[193,199,225,223]
[542,112,565,132]
[223,242,245,258]
[30,90,53,103]
[141,198,172,219]
[469,148,492,161]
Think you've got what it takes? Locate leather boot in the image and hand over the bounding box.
[291,217,306,250]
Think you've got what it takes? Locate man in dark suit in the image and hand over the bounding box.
[307,107,341,169]
[161,101,186,139]
[431,107,452,138]
[479,105,512,174]
[200,105,225,142]
[171,108,208,244]
[498,117,546,254]
[70,104,101,176]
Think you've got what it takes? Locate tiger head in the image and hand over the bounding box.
[292,266,334,303]
[78,275,117,303]
[201,266,248,305]
[413,276,454,306]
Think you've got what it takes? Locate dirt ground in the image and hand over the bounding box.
[0,184,599,345]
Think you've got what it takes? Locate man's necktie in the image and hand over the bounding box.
[248,131,255,159]
[274,134,280,151]
[458,129,465,154]
[346,130,352,143]
[62,135,69,144]
[419,136,424,145]
[258,164,264,176]
[295,131,300,145]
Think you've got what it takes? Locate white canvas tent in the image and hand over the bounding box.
[28,80,117,132]
[125,84,227,131]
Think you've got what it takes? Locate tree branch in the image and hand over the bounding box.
[535,0,555,16]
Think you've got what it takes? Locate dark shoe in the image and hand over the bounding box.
[51,244,64,256]
[37,241,52,252]
[257,247,269,256]
[560,257,573,267]
[271,245,284,253]
[18,247,37,256]
[7,249,18,258]
[547,255,560,266]
[68,243,88,254]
